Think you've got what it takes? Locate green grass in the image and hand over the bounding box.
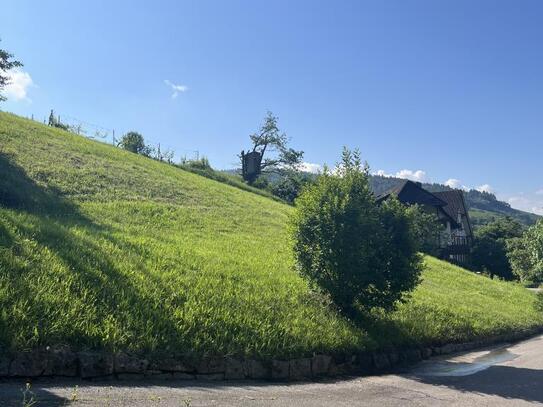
[176,163,283,203]
[1,111,542,359]
[375,256,543,347]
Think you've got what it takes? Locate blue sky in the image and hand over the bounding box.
[2,0,543,214]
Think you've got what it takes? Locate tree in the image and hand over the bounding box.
[0,40,23,102]
[507,220,543,283]
[48,109,55,126]
[47,109,69,131]
[471,217,523,280]
[118,132,152,157]
[405,204,445,256]
[162,149,175,164]
[240,112,303,183]
[290,148,422,316]
[269,170,314,204]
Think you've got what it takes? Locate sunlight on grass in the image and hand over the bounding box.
[0,112,542,358]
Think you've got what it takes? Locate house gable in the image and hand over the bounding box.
[376,180,458,226]
[433,190,473,238]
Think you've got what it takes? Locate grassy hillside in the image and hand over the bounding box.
[384,256,543,346]
[1,112,542,359]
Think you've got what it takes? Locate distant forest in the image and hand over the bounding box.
[222,169,540,227]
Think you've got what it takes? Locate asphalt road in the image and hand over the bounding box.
[2,334,543,406]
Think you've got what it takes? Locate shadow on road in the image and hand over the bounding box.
[412,362,543,404]
[0,382,70,407]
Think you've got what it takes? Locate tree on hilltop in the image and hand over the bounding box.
[240,112,303,184]
[118,131,153,157]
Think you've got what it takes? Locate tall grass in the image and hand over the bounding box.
[0,112,542,359]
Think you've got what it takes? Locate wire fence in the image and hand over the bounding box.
[60,114,116,144]
[29,111,116,144]
[26,110,202,164]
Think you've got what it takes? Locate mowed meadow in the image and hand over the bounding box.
[1,112,542,359]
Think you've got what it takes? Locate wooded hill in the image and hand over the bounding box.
[227,169,540,228]
[370,175,540,227]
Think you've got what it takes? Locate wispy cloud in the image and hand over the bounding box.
[2,68,34,102]
[536,189,543,196]
[374,169,427,182]
[164,80,188,99]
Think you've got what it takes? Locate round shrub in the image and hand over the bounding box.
[289,148,422,316]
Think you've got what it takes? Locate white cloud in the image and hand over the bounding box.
[298,162,322,174]
[507,195,543,216]
[396,169,427,182]
[164,80,188,99]
[536,189,543,196]
[374,169,427,182]
[444,178,461,188]
[444,178,469,190]
[2,68,33,102]
[476,184,494,193]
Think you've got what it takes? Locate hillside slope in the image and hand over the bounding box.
[0,112,542,358]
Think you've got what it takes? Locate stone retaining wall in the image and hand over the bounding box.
[1,327,541,381]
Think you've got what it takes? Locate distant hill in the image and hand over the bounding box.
[370,175,540,227]
[222,170,540,227]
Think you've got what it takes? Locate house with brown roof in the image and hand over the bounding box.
[376,180,473,264]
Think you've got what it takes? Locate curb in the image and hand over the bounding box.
[2,326,542,382]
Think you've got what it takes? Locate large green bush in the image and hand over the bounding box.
[471,217,524,280]
[290,148,422,316]
[269,170,314,204]
[507,219,543,283]
[405,204,445,256]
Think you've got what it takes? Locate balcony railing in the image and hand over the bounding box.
[440,236,472,257]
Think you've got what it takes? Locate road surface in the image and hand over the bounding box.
[2,334,543,406]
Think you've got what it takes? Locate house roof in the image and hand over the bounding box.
[433,190,473,236]
[376,180,447,207]
[376,180,460,227]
